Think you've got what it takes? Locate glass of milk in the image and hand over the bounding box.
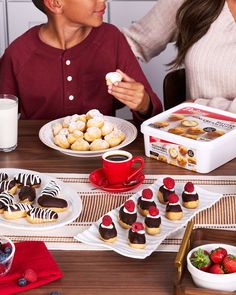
[0,94,18,152]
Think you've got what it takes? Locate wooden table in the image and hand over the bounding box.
[1,120,236,295]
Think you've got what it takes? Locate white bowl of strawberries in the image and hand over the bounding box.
[187,243,236,292]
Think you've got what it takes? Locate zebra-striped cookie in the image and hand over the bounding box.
[0,180,17,195]
[26,207,58,224]
[40,180,61,198]
[0,173,8,183]
[3,203,34,219]
[0,192,15,213]
[14,173,41,188]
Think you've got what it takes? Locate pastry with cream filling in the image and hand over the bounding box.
[99,215,117,243]
[157,177,175,204]
[137,188,156,217]
[118,199,137,229]
[145,206,161,235]
[165,194,183,220]
[182,182,199,209]
[128,222,146,249]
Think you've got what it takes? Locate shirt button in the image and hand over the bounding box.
[66,60,71,65]
[69,95,74,100]
[67,76,72,81]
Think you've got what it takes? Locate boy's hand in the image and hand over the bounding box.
[107,69,151,114]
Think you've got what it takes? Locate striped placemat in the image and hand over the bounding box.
[1,174,236,252]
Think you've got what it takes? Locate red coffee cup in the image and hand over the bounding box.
[102,150,144,185]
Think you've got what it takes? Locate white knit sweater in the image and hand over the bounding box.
[123,0,236,113]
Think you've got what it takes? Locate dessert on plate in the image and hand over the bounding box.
[118,199,137,229]
[128,222,146,249]
[165,193,183,220]
[182,181,199,209]
[99,215,117,243]
[137,188,156,216]
[157,177,175,204]
[145,206,161,235]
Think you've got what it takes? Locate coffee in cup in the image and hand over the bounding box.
[102,150,144,185]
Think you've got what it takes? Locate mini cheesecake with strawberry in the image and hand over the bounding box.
[137,188,156,216]
[165,194,183,220]
[99,215,117,243]
[157,177,175,204]
[118,199,137,229]
[145,206,161,235]
[128,222,146,249]
[182,182,199,209]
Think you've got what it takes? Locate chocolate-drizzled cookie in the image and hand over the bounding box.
[0,192,15,213]
[14,173,41,188]
[19,186,36,204]
[4,203,34,219]
[0,180,17,195]
[26,207,58,224]
[40,180,61,198]
[0,173,8,183]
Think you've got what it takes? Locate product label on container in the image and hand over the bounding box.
[148,106,236,141]
[149,136,197,171]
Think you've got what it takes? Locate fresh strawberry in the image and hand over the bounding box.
[223,255,236,273]
[163,177,175,190]
[210,247,227,264]
[124,200,135,212]
[208,263,225,274]
[102,215,112,226]
[142,188,153,199]
[184,182,195,193]
[190,248,212,272]
[23,268,38,283]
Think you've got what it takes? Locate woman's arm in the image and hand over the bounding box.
[123,0,184,62]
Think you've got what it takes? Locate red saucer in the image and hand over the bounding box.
[89,168,145,192]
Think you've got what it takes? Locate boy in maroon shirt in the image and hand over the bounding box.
[0,0,162,122]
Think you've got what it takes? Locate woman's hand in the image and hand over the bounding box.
[107,69,151,114]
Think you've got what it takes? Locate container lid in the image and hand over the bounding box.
[141,103,236,148]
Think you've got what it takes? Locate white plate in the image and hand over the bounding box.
[0,168,82,230]
[39,116,138,157]
[75,178,222,259]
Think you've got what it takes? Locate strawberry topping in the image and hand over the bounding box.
[102,215,112,226]
[142,188,153,199]
[168,193,179,203]
[163,177,175,189]
[184,182,195,193]
[148,206,159,216]
[131,222,144,232]
[124,200,135,212]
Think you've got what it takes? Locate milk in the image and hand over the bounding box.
[0,97,18,151]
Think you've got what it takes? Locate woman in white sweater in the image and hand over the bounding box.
[123,0,236,113]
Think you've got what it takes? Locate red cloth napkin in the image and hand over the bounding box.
[0,241,63,295]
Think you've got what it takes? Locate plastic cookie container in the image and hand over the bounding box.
[141,103,236,173]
